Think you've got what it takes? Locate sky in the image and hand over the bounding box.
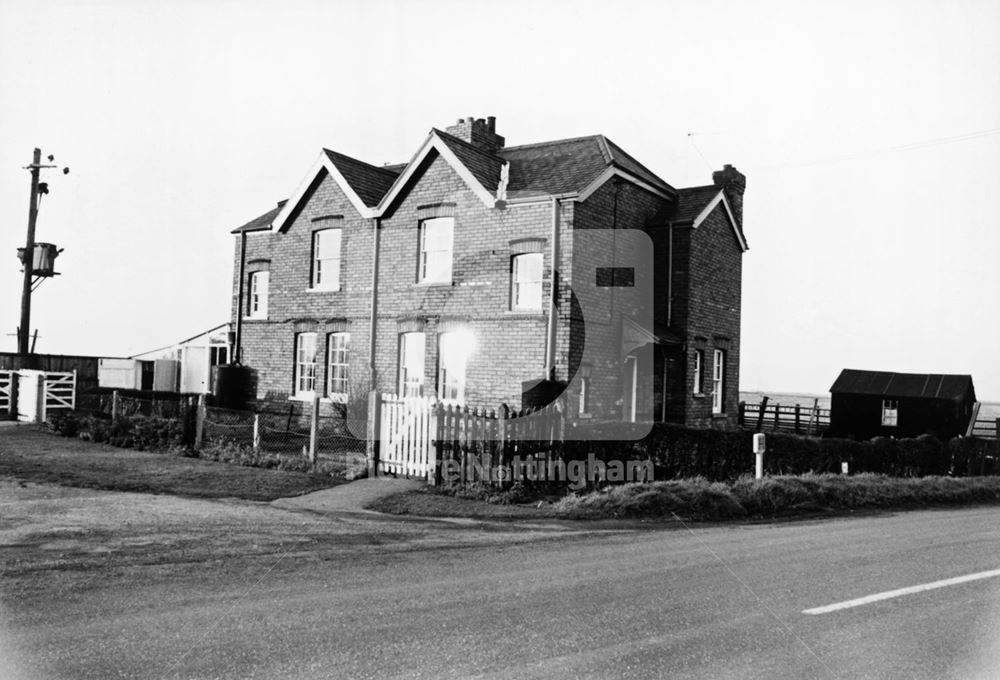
[1,0,998,398]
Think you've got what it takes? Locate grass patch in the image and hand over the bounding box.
[0,426,343,502]
[371,473,1000,521]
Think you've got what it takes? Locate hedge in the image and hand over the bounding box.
[562,423,999,482]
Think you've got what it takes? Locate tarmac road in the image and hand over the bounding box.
[2,481,999,680]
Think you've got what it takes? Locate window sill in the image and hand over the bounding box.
[504,310,545,318]
[242,316,270,322]
[692,393,706,399]
[289,394,348,404]
[414,281,454,288]
[305,287,342,293]
[712,413,727,419]
[578,413,593,420]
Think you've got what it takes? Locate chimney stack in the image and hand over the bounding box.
[444,115,505,154]
[712,164,746,224]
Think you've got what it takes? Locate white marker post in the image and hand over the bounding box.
[753,433,766,479]
[841,461,849,475]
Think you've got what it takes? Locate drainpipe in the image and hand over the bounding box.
[368,216,381,382]
[234,231,247,365]
[667,223,674,327]
[544,197,560,381]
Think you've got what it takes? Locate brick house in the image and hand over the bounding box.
[229,116,748,429]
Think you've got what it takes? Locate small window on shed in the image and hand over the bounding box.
[881,399,898,427]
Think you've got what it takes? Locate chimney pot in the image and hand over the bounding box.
[486,116,496,132]
[466,116,475,125]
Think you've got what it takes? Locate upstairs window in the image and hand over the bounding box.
[418,217,453,283]
[294,332,318,397]
[327,332,350,399]
[712,349,725,414]
[399,332,426,398]
[511,253,543,311]
[248,271,269,318]
[312,228,342,290]
[882,399,898,427]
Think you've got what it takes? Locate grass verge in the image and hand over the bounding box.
[368,473,1000,521]
[0,426,343,501]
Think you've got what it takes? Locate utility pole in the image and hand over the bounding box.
[16,148,68,357]
[18,148,42,356]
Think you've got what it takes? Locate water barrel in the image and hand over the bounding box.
[214,365,255,410]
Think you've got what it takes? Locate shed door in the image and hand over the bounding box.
[181,347,208,393]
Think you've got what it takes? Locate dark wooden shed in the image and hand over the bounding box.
[829,369,977,440]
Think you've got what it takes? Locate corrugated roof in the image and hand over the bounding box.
[231,200,286,234]
[323,149,401,208]
[830,369,976,401]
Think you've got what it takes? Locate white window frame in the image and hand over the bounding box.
[248,271,269,318]
[693,349,704,395]
[511,252,543,311]
[437,332,469,404]
[399,332,426,398]
[312,228,342,291]
[712,349,725,414]
[327,332,350,401]
[418,217,453,284]
[882,399,899,427]
[294,332,318,398]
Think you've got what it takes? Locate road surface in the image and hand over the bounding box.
[2,481,999,679]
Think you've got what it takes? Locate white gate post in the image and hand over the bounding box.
[252,414,261,452]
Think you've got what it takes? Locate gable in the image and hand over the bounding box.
[676,188,748,252]
[378,129,506,213]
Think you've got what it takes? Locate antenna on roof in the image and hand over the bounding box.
[686,133,714,173]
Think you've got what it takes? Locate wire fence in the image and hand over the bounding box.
[202,405,367,474]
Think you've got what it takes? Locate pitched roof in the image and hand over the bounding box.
[432,129,504,196]
[323,149,401,208]
[830,369,976,401]
[497,135,674,200]
[231,200,286,234]
[671,185,723,223]
[232,129,679,231]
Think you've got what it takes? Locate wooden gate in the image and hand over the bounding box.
[44,371,76,413]
[376,394,436,478]
[6,369,76,422]
[0,370,12,414]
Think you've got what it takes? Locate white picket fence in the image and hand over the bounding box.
[377,395,436,477]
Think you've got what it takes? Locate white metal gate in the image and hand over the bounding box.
[378,395,436,478]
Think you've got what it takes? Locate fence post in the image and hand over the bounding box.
[308,394,320,471]
[794,404,801,434]
[253,414,261,452]
[996,417,1000,441]
[738,401,745,427]
[497,403,509,487]
[366,391,382,478]
[427,402,441,486]
[195,394,206,449]
[755,396,768,431]
[774,403,780,430]
[112,390,120,424]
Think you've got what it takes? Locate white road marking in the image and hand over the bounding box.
[803,568,1000,615]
